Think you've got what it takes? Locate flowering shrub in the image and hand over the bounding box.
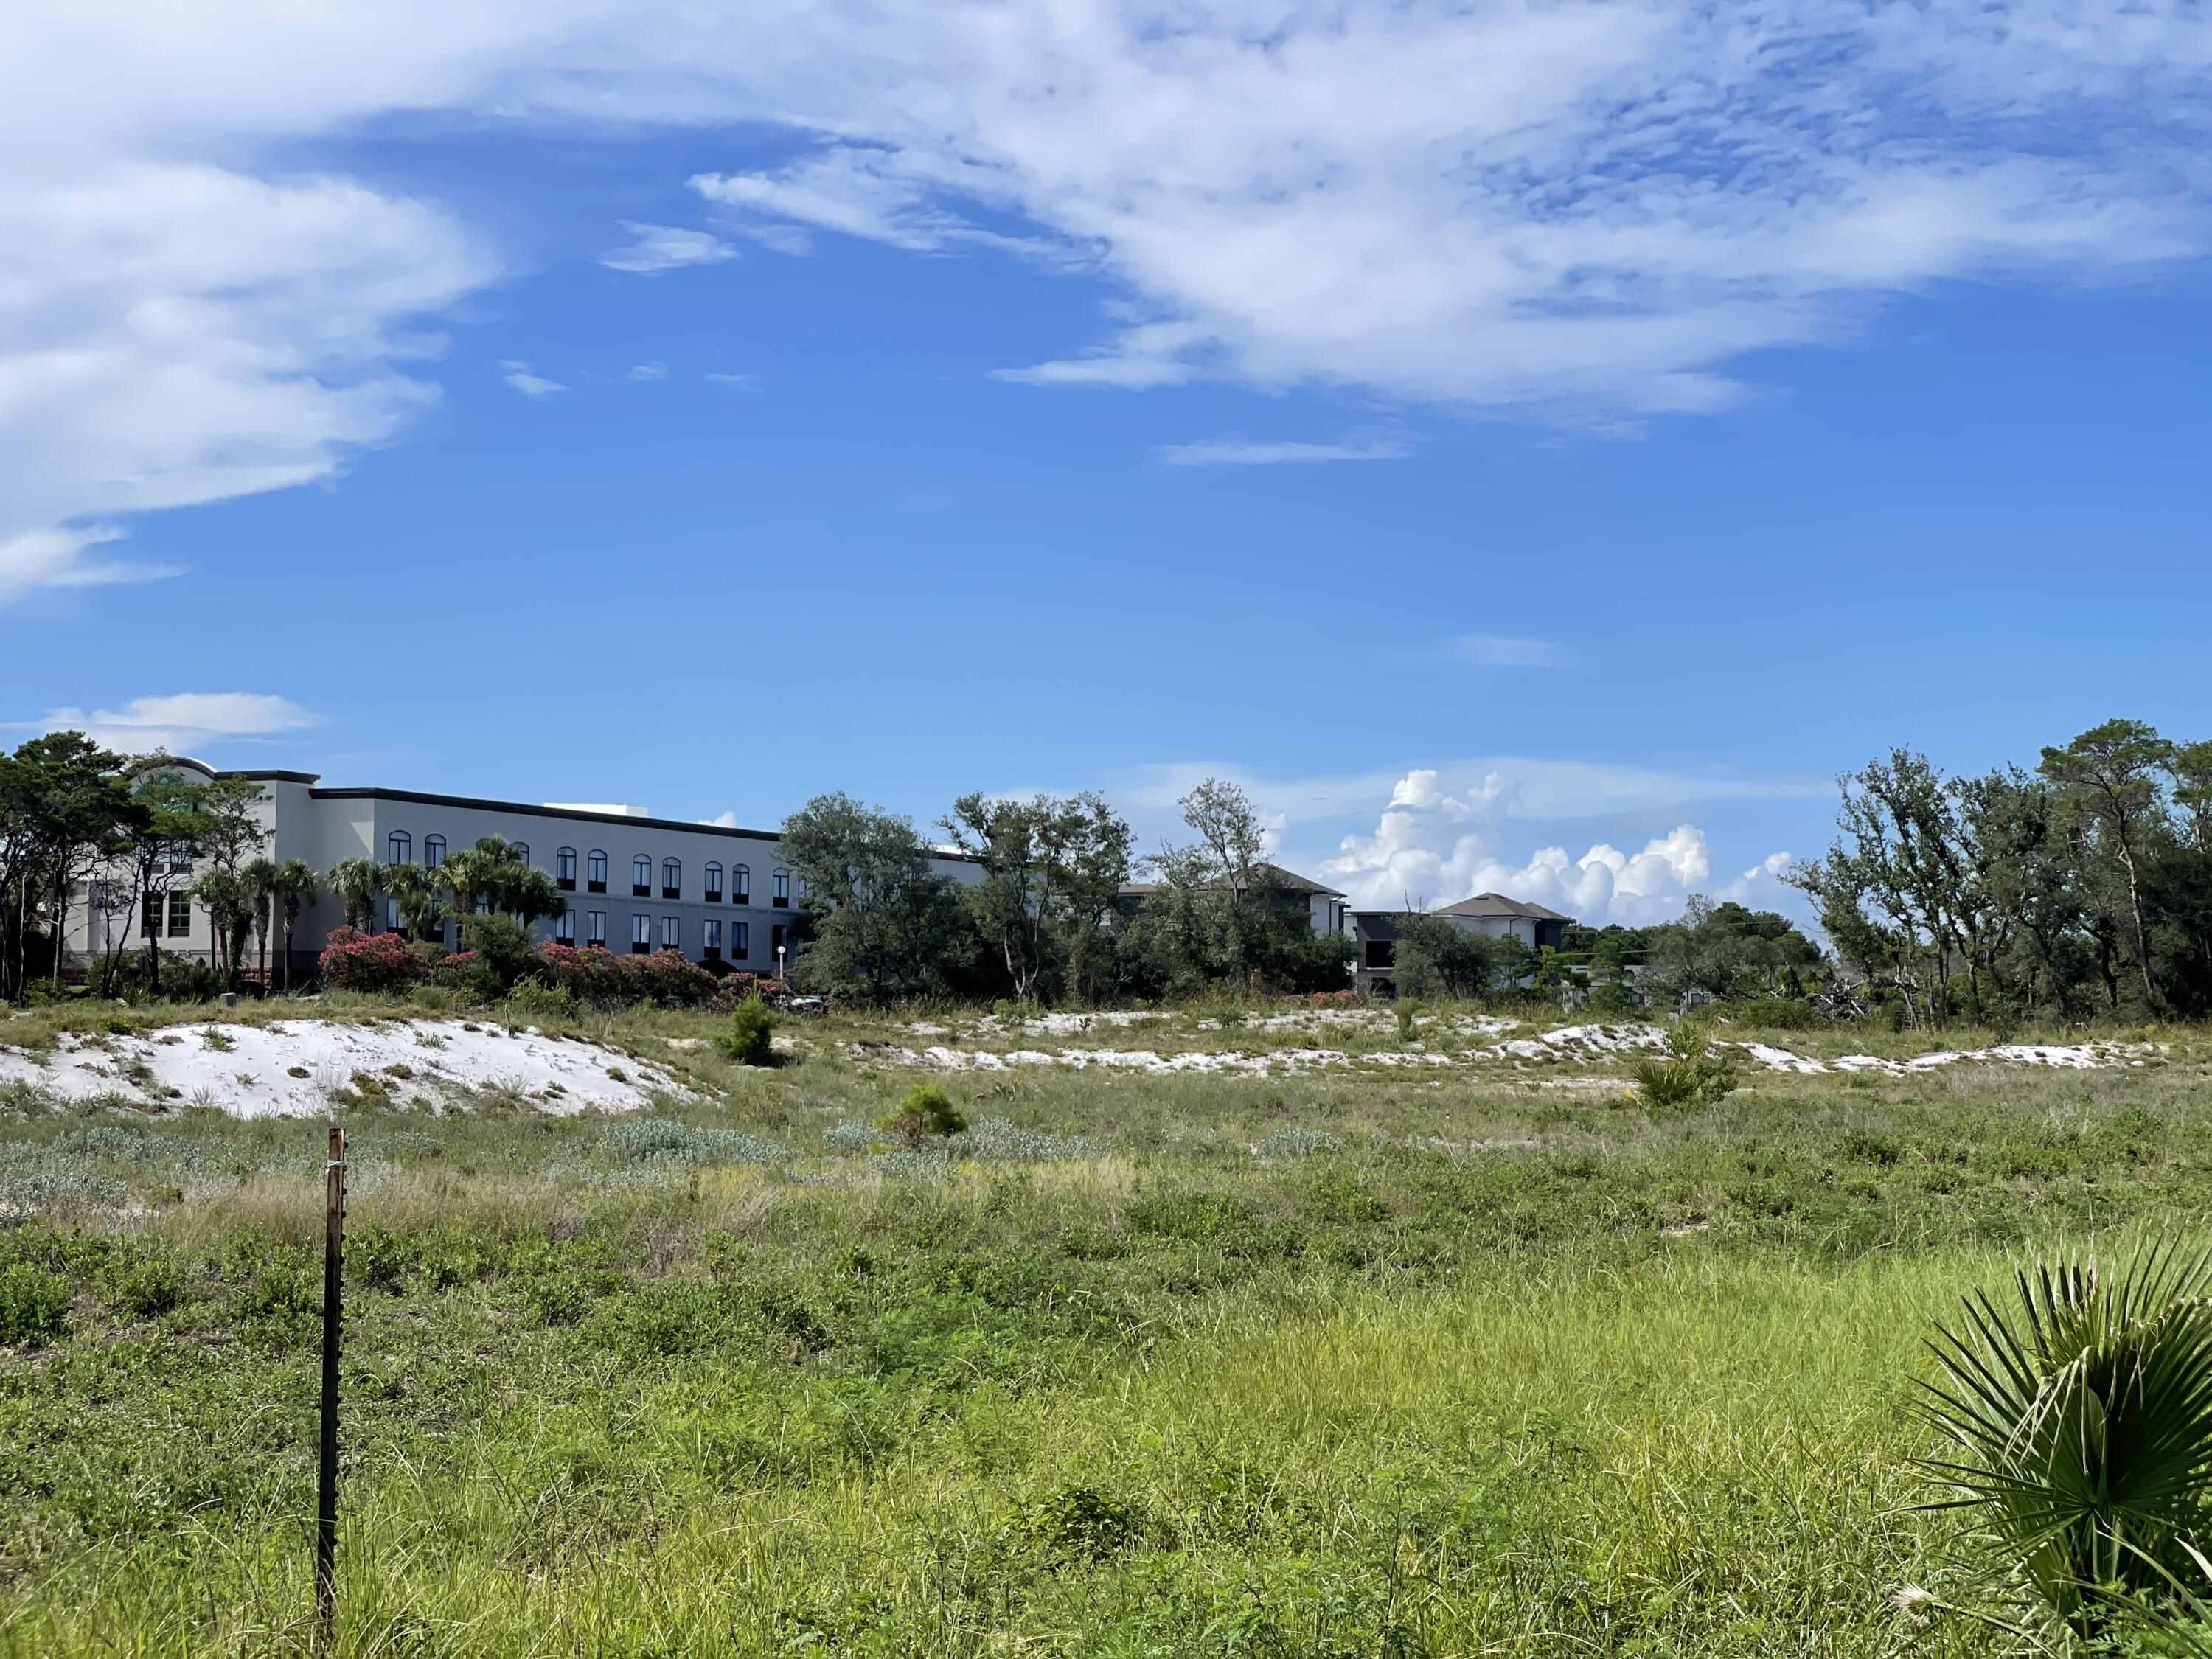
[710,973,795,1012]
[319,928,432,994]
[1305,989,1367,1008]
[526,942,718,1009]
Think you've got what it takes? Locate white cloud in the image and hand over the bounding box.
[629,361,669,381]
[1157,438,1406,467]
[703,372,759,389]
[8,1,2212,607]
[1444,634,1565,669]
[599,222,737,274]
[500,361,567,396]
[698,810,740,828]
[1320,767,1748,924]
[26,692,316,755]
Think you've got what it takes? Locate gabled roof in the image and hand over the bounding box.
[1435,891,1574,923]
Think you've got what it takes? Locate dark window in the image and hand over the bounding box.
[387,831,411,865]
[771,922,787,966]
[704,861,723,902]
[630,914,651,954]
[732,863,751,903]
[423,835,445,869]
[587,849,607,893]
[169,892,191,936]
[771,866,789,907]
[661,915,680,951]
[512,843,528,866]
[661,858,681,900]
[632,855,652,897]
[553,911,575,943]
[732,920,750,958]
[1363,940,1395,970]
[142,892,160,936]
[703,919,722,957]
[586,910,606,945]
[556,847,577,891]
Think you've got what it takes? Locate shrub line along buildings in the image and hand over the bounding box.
[64,757,980,984]
[61,759,1573,991]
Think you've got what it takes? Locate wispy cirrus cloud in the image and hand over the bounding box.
[1157,437,1408,467]
[500,361,566,396]
[23,692,316,754]
[599,221,737,274]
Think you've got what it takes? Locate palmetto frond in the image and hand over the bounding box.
[1921,1242,2212,1637]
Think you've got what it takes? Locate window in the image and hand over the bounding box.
[771,866,790,907]
[630,914,652,954]
[732,863,751,903]
[661,858,681,900]
[771,923,787,965]
[386,899,401,931]
[511,843,528,866]
[703,918,722,957]
[142,892,160,936]
[586,849,608,893]
[387,831,411,865]
[423,835,445,869]
[704,861,723,902]
[553,911,575,944]
[732,920,750,958]
[586,911,606,946]
[555,848,577,891]
[632,855,652,896]
[169,892,191,936]
[661,915,680,951]
[1363,940,1394,970]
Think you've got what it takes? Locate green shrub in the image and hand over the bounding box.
[105,1256,186,1319]
[1256,1127,1341,1159]
[501,979,579,1021]
[877,1082,966,1147]
[0,1263,72,1347]
[716,998,778,1066]
[1636,1018,1739,1113]
[1394,998,1424,1041]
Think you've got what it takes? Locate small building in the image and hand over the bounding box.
[1115,863,1349,937]
[1347,892,1574,997]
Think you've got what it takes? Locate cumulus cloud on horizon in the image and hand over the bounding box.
[22,692,316,755]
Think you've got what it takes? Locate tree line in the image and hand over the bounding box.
[1792,718,2212,1027]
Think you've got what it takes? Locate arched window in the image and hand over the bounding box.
[631,855,652,896]
[386,831,411,865]
[586,850,607,892]
[703,861,723,901]
[555,848,577,891]
[511,843,529,866]
[422,835,445,869]
[661,858,681,898]
[732,863,751,903]
[771,866,790,907]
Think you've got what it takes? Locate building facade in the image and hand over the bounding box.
[1347,893,1574,997]
[63,759,978,984]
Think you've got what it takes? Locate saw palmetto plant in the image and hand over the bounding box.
[1922,1243,2212,1647]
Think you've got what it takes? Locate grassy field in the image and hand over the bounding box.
[3,997,2209,1655]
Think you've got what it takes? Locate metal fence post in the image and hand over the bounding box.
[316,1121,346,1633]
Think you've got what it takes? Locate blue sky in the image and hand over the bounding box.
[5,2,2211,925]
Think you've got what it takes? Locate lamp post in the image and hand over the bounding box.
[775,943,786,981]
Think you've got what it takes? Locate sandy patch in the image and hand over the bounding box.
[0,1019,690,1117]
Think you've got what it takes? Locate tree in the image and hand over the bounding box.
[940,791,1131,1003]
[779,793,966,1004]
[2040,720,2176,1013]
[242,857,279,986]
[270,860,319,991]
[122,759,208,997]
[189,868,256,984]
[328,858,380,934]
[7,733,139,993]
[379,863,446,942]
[1389,912,1502,1000]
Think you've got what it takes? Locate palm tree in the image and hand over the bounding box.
[1921,1242,2212,1642]
[271,860,318,990]
[380,863,446,943]
[437,846,494,926]
[189,868,255,986]
[242,856,278,986]
[328,858,380,933]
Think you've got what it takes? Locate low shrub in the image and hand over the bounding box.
[0,1263,72,1347]
[877,1082,967,1148]
[1256,1127,1342,1159]
[501,979,580,1021]
[1635,1020,1739,1112]
[717,998,778,1065]
[951,1117,1103,1163]
[527,942,719,1009]
[600,1120,789,1168]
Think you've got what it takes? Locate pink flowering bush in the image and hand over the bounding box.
[527,942,718,1009]
[319,928,432,994]
[709,973,795,1012]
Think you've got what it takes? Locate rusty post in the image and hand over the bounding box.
[316,1121,345,1633]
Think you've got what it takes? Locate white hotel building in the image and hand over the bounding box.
[70,758,978,983]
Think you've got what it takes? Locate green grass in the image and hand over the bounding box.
[4,995,2212,1653]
